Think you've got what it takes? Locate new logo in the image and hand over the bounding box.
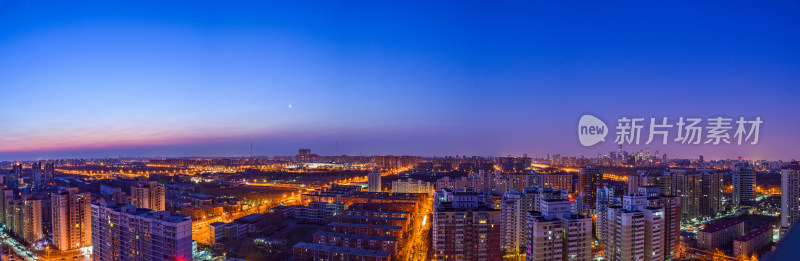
[578,115,608,146]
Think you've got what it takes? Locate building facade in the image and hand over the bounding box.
[91,200,193,261]
[697,219,745,250]
[780,166,800,237]
[525,199,592,261]
[433,191,502,261]
[368,168,382,192]
[733,163,755,207]
[579,166,602,210]
[131,181,166,211]
[52,187,92,251]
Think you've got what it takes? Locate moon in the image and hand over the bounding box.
[288,104,292,109]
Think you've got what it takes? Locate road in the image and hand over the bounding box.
[400,197,433,261]
[0,231,37,261]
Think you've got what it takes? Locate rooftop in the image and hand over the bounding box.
[735,225,772,242]
[700,219,743,233]
[327,222,401,230]
[335,215,407,221]
[314,231,397,241]
[293,242,391,257]
[235,213,263,223]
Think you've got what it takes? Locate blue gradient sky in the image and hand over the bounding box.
[1,1,799,161]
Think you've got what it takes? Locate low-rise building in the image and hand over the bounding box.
[274,201,344,223]
[313,231,397,253]
[733,226,773,258]
[293,242,391,261]
[697,219,745,250]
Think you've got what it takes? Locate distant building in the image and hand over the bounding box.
[579,166,602,209]
[532,172,573,193]
[273,201,344,223]
[131,181,166,211]
[44,162,55,183]
[91,200,193,261]
[52,187,92,251]
[391,178,433,195]
[368,168,382,192]
[664,169,721,221]
[733,163,755,207]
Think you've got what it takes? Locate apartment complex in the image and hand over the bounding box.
[1,193,43,245]
[433,190,502,261]
[579,166,602,209]
[733,225,773,258]
[131,181,166,211]
[91,200,193,261]
[697,219,745,250]
[532,173,573,192]
[525,199,592,261]
[391,178,434,195]
[52,187,92,251]
[500,187,572,256]
[602,194,665,261]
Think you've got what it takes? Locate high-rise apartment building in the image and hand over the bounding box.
[2,194,43,245]
[44,162,55,182]
[638,187,681,260]
[433,190,502,261]
[91,200,193,261]
[733,163,755,207]
[525,199,592,261]
[603,194,665,261]
[667,169,721,221]
[52,187,92,251]
[596,186,618,243]
[532,173,573,193]
[579,166,602,210]
[31,161,42,187]
[780,165,800,237]
[500,187,574,256]
[698,171,723,217]
[368,168,382,192]
[131,181,166,211]
[501,190,525,256]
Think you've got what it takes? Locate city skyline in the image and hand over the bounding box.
[2,1,800,161]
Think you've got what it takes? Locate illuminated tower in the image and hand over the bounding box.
[368,168,382,192]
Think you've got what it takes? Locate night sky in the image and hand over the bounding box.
[1,1,799,161]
